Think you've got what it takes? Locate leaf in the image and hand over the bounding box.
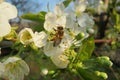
[21,11,46,22]
[77,37,95,61]
[31,24,45,32]
[63,0,72,7]
[21,11,47,32]
[0,37,3,42]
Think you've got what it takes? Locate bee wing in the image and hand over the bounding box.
[53,38,62,47]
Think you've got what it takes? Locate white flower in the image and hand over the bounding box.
[0,1,17,37]
[76,13,94,36]
[19,28,48,48]
[66,17,82,36]
[77,13,94,28]
[18,28,34,45]
[65,13,89,39]
[33,31,48,48]
[44,3,66,31]
[74,0,88,15]
[51,54,69,68]
[0,57,29,80]
[0,2,17,20]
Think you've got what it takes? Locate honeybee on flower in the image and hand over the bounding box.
[50,26,64,47]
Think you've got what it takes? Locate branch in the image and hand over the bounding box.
[94,39,113,43]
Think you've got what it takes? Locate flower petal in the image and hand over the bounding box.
[0,15,11,37]
[43,41,64,56]
[18,28,34,45]
[74,0,88,14]
[77,13,94,28]
[0,2,17,20]
[44,12,56,31]
[51,54,69,68]
[33,31,47,48]
[54,3,65,16]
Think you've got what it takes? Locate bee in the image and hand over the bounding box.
[50,26,64,47]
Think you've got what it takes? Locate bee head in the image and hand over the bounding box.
[57,26,63,30]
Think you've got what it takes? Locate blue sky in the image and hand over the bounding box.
[6,0,64,15]
[39,0,63,12]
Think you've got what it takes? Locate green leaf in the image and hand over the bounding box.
[0,37,3,42]
[21,11,46,32]
[21,11,46,22]
[77,37,95,61]
[31,24,45,32]
[63,0,72,7]
[114,24,120,32]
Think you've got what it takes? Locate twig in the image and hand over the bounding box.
[109,67,119,80]
[94,39,113,43]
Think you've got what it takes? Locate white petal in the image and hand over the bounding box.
[60,32,73,49]
[3,57,21,65]
[0,2,17,19]
[44,12,56,31]
[51,54,69,68]
[0,15,11,37]
[54,3,65,16]
[18,28,34,44]
[77,13,94,28]
[66,13,76,29]
[43,41,64,56]
[56,15,66,28]
[33,31,47,48]
[77,13,88,27]
[74,0,88,13]
[69,23,81,35]
[18,60,30,75]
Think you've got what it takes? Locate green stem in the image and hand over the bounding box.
[15,46,25,57]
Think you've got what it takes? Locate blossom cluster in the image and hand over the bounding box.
[18,0,95,68]
[0,1,29,80]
